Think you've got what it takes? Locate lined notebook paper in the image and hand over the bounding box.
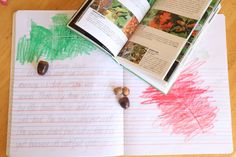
[7,11,233,157]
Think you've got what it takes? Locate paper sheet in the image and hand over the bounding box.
[9,11,124,157]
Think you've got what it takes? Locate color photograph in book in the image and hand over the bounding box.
[118,41,168,76]
[176,42,191,62]
[141,9,197,38]
[118,41,148,64]
[90,0,139,38]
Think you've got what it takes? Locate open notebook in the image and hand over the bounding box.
[7,11,233,157]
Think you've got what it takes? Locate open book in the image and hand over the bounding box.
[7,11,233,157]
[67,0,221,93]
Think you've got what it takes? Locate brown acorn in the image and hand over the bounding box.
[37,60,49,75]
[119,96,130,109]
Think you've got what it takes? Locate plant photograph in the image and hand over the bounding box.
[142,9,197,38]
[118,41,148,64]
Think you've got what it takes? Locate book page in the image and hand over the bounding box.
[123,15,233,155]
[71,0,152,56]
[155,0,211,20]
[8,11,124,157]
[117,0,211,80]
[164,0,221,82]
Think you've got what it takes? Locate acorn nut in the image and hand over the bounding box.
[37,60,49,75]
[119,96,130,109]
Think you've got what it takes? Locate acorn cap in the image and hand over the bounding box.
[114,87,123,96]
[122,87,130,96]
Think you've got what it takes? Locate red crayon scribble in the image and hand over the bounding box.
[141,59,218,139]
[0,0,7,5]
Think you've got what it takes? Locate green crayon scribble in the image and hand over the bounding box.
[17,14,96,64]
